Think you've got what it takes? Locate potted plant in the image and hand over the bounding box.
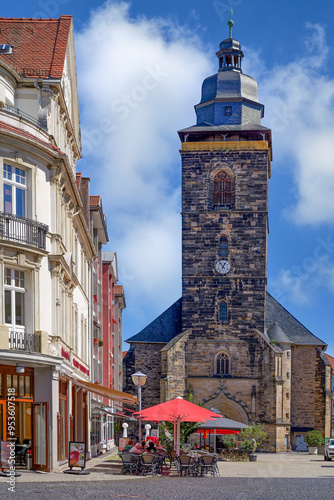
[98,339,104,347]
[304,430,324,455]
[239,423,268,461]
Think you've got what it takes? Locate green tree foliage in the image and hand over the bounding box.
[159,420,200,451]
[239,423,268,452]
[304,430,324,447]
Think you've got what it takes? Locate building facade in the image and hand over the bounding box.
[0,17,94,470]
[124,30,332,451]
[0,16,130,471]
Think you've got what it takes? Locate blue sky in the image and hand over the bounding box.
[3,1,334,354]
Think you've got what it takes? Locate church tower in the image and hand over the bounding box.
[179,31,271,347]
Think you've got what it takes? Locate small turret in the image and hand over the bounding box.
[194,15,264,127]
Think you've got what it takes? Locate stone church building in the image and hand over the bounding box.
[123,31,332,451]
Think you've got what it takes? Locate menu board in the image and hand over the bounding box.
[69,441,86,469]
[118,437,130,451]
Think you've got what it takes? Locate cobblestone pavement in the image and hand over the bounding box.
[0,453,333,499]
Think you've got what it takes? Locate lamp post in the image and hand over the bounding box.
[132,371,147,442]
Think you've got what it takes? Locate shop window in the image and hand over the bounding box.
[213,171,232,208]
[58,379,68,461]
[220,235,228,258]
[216,352,230,376]
[5,373,32,397]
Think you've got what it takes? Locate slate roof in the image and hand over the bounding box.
[266,322,291,344]
[0,16,72,79]
[178,122,271,134]
[126,298,182,344]
[127,292,325,348]
[265,292,326,347]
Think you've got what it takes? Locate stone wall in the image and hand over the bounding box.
[291,345,316,428]
[123,342,165,409]
[160,330,190,401]
[315,350,332,438]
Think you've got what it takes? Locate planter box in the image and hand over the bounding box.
[308,447,318,455]
[249,454,257,462]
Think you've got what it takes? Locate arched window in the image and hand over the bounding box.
[220,236,228,258]
[213,171,231,207]
[216,352,230,376]
[219,300,228,323]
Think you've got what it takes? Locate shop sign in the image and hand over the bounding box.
[73,358,89,376]
[61,347,70,361]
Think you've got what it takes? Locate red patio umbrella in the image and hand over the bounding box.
[134,397,220,455]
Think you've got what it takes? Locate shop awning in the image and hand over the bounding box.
[72,378,138,406]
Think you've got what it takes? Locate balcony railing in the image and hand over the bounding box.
[1,102,47,131]
[0,212,48,250]
[9,331,41,353]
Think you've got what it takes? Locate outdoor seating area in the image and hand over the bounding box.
[119,449,220,477]
[116,397,260,478]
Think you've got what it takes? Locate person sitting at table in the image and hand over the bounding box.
[194,443,199,450]
[125,440,134,450]
[146,441,156,453]
[129,443,143,454]
[141,440,147,450]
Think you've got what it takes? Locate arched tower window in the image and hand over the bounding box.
[213,171,231,208]
[220,236,228,258]
[219,300,228,323]
[216,352,230,376]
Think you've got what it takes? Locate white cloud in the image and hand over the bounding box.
[75,1,214,332]
[76,7,334,337]
[244,23,334,226]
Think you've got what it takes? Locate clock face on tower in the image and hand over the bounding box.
[215,260,231,275]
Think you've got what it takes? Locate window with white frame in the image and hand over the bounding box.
[4,268,26,331]
[3,164,27,217]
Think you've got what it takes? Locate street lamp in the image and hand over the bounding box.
[132,370,147,442]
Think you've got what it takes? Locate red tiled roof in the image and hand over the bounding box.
[0,119,65,155]
[0,16,72,78]
[90,195,100,207]
[325,353,334,373]
[115,285,124,295]
[76,172,82,188]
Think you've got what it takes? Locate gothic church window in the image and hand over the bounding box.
[216,352,230,376]
[219,300,228,323]
[220,236,228,258]
[214,171,231,208]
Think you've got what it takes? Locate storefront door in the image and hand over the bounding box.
[32,402,49,471]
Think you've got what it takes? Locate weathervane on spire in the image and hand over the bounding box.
[227,4,234,38]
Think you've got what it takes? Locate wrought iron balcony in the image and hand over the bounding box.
[1,102,47,131]
[0,212,48,250]
[9,331,41,353]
